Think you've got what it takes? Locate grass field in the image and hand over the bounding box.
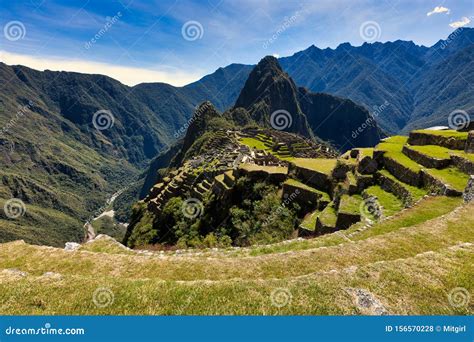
[0,198,471,315]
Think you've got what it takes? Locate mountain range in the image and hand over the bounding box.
[0,28,472,247]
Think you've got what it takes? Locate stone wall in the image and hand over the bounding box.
[290,165,331,193]
[408,132,466,150]
[420,170,462,196]
[335,212,361,230]
[282,183,319,213]
[450,154,474,175]
[402,146,451,169]
[382,156,422,187]
[375,172,413,206]
[465,131,474,153]
[357,156,378,174]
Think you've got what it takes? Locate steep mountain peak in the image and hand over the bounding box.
[233,56,312,137]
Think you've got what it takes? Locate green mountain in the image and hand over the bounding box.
[0,62,245,246]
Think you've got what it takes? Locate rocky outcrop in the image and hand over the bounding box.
[402,145,451,169]
[463,176,474,203]
[408,131,466,150]
[345,288,388,315]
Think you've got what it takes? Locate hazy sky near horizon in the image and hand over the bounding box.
[1,0,473,86]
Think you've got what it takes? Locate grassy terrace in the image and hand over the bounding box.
[376,170,424,202]
[239,163,288,174]
[291,158,337,175]
[239,137,294,161]
[338,194,362,214]
[214,174,231,189]
[451,151,474,163]
[299,210,320,231]
[376,136,422,172]
[425,167,470,192]
[318,205,338,226]
[407,145,452,160]
[356,147,374,158]
[284,179,330,201]
[245,196,462,256]
[364,185,404,217]
[412,129,468,140]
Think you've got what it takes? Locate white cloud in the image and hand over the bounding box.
[449,16,471,28]
[427,6,450,16]
[272,53,280,58]
[0,51,202,86]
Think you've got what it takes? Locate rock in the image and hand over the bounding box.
[2,268,28,277]
[42,272,63,280]
[64,242,81,251]
[463,175,474,203]
[345,288,388,315]
[465,131,474,153]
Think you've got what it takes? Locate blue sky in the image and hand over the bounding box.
[1,0,473,85]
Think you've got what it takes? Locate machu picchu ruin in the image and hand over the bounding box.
[126,124,474,247]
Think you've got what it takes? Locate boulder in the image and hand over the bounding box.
[64,242,81,251]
